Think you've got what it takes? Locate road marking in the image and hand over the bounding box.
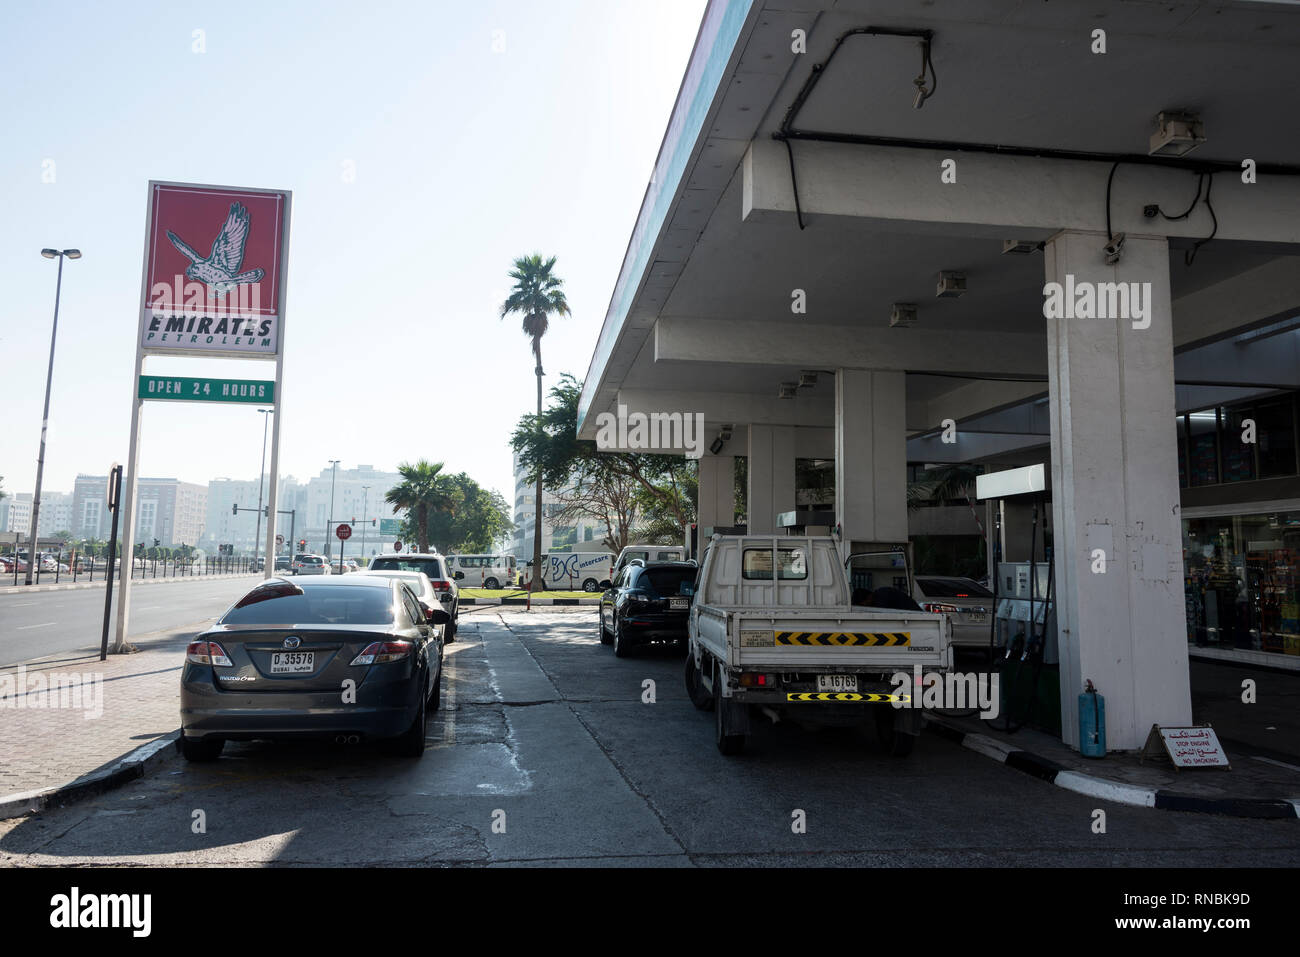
[1251,755,1300,773]
[443,651,457,746]
[15,622,56,630]
[10,602,36,607]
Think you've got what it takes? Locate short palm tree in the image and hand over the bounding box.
[501,254,570,595]
[385,460,456,553]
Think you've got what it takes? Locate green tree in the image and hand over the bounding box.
[500,254,571,596]
[385,460,460,553]
[424,473,514,553]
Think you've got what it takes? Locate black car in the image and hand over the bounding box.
[599,561,697,657]
[178,575,448,761]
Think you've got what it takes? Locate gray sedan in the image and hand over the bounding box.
[178,575,448,761]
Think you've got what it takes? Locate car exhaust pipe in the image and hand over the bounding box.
[347,734,360,744]
[335,735,348,744]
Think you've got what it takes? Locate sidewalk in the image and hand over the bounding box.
[0,571,258,596]
[0,625,195,817]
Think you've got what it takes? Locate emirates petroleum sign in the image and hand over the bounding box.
[139,182,290,357]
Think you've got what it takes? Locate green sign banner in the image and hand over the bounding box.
[379,519,403,536]
[138,375,275,404]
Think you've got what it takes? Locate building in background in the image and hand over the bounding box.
[509,452,612,557]
[202,475,305,556]
[0,493,33,536]
[69,474,206,547]
[302,464,403,559]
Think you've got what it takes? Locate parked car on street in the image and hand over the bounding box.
[178,575,448,761]
[368,553,459,640]
[600,561,697,657]
[274,556,292,572]
[355,570,451,643]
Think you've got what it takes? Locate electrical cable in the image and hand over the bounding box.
[1105,161,1121,242]
[1185,172,1218,266]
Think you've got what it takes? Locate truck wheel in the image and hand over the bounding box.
[874,707,916,757]
[714,673,746,755]
[685,653,713,711]
[599,608,613,645]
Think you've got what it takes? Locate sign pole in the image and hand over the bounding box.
[100,464,122,661]
[112,334,148,653]
[262,190,291,578]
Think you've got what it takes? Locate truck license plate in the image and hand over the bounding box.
[270,652,314,674]
[817,674,858,693]
[669,598,689,610]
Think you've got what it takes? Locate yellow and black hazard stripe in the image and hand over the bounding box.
[774,631,910,647]
[785,692,912,703]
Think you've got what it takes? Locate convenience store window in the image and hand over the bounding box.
[1182,511,1300,657]
[1186,410,1219,486]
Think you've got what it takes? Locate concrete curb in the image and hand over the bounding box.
[0,572,257,596]
[0,731,179,821]
[923,714,1300,820]
[459,597,600,606]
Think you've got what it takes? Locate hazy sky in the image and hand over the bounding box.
[1,0,707,502]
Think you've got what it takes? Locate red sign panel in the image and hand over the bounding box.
[336,524,353,541]
[140,182,290,358]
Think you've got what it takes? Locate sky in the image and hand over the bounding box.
[0,0,707,503]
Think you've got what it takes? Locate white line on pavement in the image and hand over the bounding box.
[15,622,56,631]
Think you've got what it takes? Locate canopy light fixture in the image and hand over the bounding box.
[890,303,918,327]
[798,372,818,388]
[1002,240,1039,255]
[778,382,799,399]
[1149,110,1206,158]
[936,271,966,298]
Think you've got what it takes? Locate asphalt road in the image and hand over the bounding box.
[2,608,1297,867]
[0,576,260,667]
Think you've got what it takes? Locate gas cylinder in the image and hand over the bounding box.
[1078,679,1106,757]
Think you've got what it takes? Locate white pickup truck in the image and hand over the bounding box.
[685,535,952,755]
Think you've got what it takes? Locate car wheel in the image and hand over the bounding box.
[178,735,224,762]
[685,652,712,711]
[428,656,443,711]
[599,607,613,645]
[390,685,427,758]
[484,578,499,590]
[713,669,746,755]
[582,578,599,593]
[613,614,633,658]
[874,707,916,757]
[444,604,457,644]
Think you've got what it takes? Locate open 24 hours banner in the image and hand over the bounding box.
[139,181,291,357]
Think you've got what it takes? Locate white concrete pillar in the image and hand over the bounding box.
[835,369,908,554]
[747,425,796,534]
[698,454,735,533]
[1044,230,1191,751]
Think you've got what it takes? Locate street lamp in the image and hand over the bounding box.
[252,408,273,572]
[360,485,370,562]
[326,460,340,560]
[26,248,81,586]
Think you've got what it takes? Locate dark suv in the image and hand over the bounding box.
[599,561,698,658]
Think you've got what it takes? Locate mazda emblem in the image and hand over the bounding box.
[283,636,301,649]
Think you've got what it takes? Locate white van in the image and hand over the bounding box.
[520,551,616,592]
[613,544,688,579]
[445,554,517,590]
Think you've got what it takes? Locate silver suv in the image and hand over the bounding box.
[367,553,459,641]
[292,555,331,576]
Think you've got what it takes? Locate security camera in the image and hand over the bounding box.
[1103,233,1126,265]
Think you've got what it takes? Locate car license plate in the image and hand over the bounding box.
[967,613,987,623]
[669,597,689,610]
[816,674,858,693]
[270,652,314,674]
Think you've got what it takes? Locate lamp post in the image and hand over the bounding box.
[252,408,273,572]
[325,460,340,561]
[26,248,81,586]
[360,485,370,562]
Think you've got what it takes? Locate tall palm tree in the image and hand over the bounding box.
[385,460,457,553]
[500,254,570,596]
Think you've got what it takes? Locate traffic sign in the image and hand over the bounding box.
[379,519,402,536]
[138,375,275,404]
[336,524,352,541]
[275,534,284,545]
[394,541,402,552]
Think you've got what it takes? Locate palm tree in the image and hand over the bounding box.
[385,460,457,553]
[500,254,571,596]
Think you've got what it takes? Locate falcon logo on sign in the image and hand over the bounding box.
[140,181,290,357]
[165,202,265,299]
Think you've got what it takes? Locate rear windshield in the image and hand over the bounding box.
[299,557,322,565]
[641,567,696,597]
[916,578,993,598]
[371,558,443,577]
[222,583,395,625]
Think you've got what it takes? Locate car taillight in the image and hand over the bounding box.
[350,641,413,666]
[186,641,233,667]
[923,602,961,614]
[429,579,452,590]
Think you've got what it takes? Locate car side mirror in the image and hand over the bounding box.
[599,580,611,590]
[424,605,451,626]
[453,571,465,581]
